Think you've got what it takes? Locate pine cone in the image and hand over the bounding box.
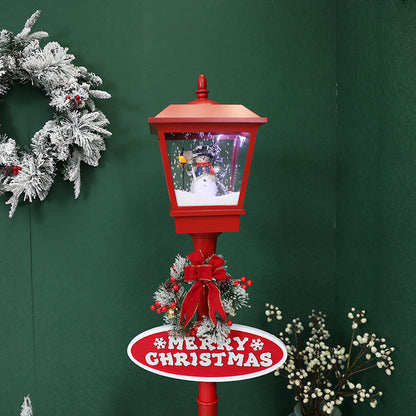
[216,280,231,291]
[1,165,14,177]
[9,50,20,61]
[68,98,79,112]
[164,280,175,290]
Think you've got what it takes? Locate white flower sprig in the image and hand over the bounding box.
[265,305,394,416]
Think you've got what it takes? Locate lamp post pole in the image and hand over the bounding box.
[191,232,221,416]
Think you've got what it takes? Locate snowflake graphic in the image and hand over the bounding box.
[250,338,264,351]
[154,337,167,349]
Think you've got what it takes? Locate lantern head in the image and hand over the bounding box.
[149,75,267,234]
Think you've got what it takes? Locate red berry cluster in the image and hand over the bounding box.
[65,94,82,111]
[1,165,22,177]
[233,276,253,290]
[169,275,181,292]
[190,324,200,337]
[11,166,22,176]
[150,300,178,314]
[65,94,81,104]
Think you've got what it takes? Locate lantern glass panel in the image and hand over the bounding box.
[165,132,250,207]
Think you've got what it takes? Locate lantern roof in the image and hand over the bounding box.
[149,75,268,133]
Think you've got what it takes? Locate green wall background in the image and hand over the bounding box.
[0,1,411,415]
[335,1,416,415]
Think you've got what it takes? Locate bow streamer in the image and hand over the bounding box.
[180,250,228,327]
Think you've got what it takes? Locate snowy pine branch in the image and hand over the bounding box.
[0,11,111,216]
[20,396,33,416]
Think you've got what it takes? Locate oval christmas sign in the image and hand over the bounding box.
[127,324,287,382]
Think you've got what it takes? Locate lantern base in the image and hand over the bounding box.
[170,207,245,234]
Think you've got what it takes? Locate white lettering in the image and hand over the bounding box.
[185,336,198,350]
[200,338,216,351]
[227,352,244,366]
[145,352,158,366]
[244,352,260,367]
[174,352,191,366]
[211,352,226,366]
[216,338,233,351]
[199,352,211,366]
[159,352,173,366]
[260,352,273,367]
[146,348,273,371]
[168,336,184,350]
[233,337,249,351]
[190,352,198,366]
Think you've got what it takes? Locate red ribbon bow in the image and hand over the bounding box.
[180,250,227,328]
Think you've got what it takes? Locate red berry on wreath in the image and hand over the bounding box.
[162,306,168,312]
[227,320,233,326]
[233,281,240,286]
[75,95,80,100]
[155,301,160,307]
[246,280,253,286]
[240,276,247,283]
[156,308,162,314]
[173,284,179,291]
[170,276,176,282]
[170,302,177,308]
[242,284,247,290]
[150,304,156,311]
[65,95,70,100]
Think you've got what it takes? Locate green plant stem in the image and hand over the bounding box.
[346,326,355,370]
[273,315,279,335]
[335,345,371,394]
[321,363,337,385]
[348,345,369,373]
[349,363,379,375]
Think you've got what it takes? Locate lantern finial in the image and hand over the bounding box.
[196,74,209,100]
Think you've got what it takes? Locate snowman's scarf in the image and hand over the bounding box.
[194,162,215,177]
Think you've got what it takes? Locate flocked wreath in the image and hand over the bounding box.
[151,250,252,345]
[0,11,111,217]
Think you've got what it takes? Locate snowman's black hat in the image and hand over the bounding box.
[194,145,214,160]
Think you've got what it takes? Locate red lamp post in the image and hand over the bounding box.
[148,75,268,416]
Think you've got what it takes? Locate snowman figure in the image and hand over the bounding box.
[187,145,219,197]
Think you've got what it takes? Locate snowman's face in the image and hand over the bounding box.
[195,155,209,164]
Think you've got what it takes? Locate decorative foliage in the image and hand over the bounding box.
[150,252,250,345]
[0,11,111,217]
[265,305,395,416]
[20,396,32,416]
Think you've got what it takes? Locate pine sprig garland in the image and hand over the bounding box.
[151,253,251,345]
[0,11,111,217]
